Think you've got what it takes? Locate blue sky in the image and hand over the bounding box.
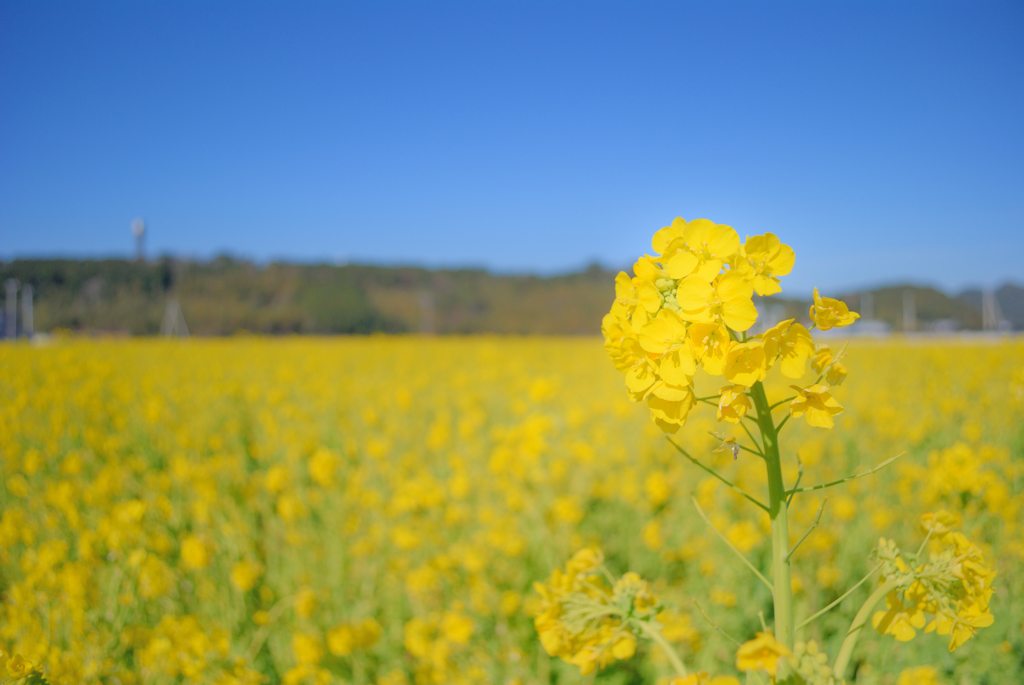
[1,1,1021,294]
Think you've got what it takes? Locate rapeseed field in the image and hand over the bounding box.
[1,333,1022,684]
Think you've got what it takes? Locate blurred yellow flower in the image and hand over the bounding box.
[735,630,791,676]
[809,288,860,331]
[293,632,325,666]
[760,319,814,378]
[5,653,32,678]
[308,448,338,487]
[180,534,210,570]
[897,666,941,685]
[230,560,263,592]
[295,587,317,618]
[716,385,749,424]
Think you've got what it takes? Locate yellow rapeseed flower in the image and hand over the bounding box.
[789,384,844,429]
[689,323,731,376]
[639,310,697,386]
[656,217,741,281]
[759,319,814,378]
[716,385,750,424]
[735,631,792,677]
[676,272,758,332]
[735,232,795,296]
[809,288,860,331]
[5,653,33,678]
[722,341,767,387]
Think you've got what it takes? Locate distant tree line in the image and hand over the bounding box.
[0,258,1020,336]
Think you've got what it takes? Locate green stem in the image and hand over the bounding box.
[832,577,902,679]
[637,620,688,677]
[749,380,793,650]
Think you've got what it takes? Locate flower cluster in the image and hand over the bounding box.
[785,640,841,685]
[601,217,857,433]
[732,636,846,684]
[532,548,691,676]
[872,512,996,651]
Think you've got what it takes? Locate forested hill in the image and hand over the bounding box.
[0,258,620,335]
[0,258,1021,335]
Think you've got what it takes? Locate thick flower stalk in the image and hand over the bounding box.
[600,217,856,656]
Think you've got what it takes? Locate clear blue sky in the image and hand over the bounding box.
[1,1,1021,294]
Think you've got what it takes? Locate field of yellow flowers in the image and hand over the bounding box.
[1,336,1022,684]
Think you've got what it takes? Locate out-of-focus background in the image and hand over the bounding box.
[3,5,1024,685]
[1,1,1022,338]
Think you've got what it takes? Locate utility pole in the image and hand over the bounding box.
[132,218,146,262]
[4,279,18,339]
[982,290,1004,331]
[21,284,33,338]
[861,292,874,320]
[902,289,916,333]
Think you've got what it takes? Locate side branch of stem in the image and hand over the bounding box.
[786,457,804,507]
[785,452,907,496]
[796,565,880,630]
[786,497,827,561]
[693,599,741,646]
[706,431,763,459]
[669,439,768,512]
[691,496,774,594]
[738,420,765,456]
[769,396,796,411]
[636,620,688,677]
